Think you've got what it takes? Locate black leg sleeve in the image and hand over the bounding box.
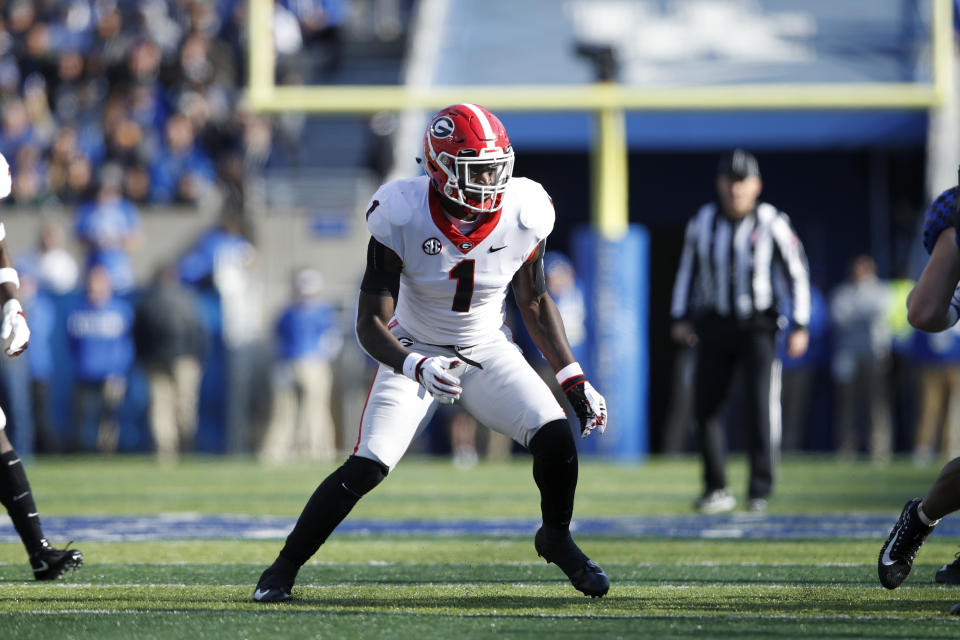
[0,450,45,555]
[528,419,579,532]
[279,455,387,567]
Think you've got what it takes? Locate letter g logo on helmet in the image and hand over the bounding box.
[430,116,455,139]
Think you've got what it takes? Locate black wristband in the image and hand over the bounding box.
[561,374,587,394]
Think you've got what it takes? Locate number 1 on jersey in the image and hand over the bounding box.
[449,259,475,312]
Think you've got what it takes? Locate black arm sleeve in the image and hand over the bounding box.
[359,237,401,299]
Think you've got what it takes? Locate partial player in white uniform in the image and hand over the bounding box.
[253,103,609,602]
[0,152,83,580]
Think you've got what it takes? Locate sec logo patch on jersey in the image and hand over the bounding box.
[423,238,442,255]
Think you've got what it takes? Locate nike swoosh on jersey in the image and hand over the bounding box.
[881,527,901,566]
[488,245,507,253]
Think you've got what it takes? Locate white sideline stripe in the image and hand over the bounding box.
[0,561,871,568]
[0,611,942,623]
[7,581,881,591]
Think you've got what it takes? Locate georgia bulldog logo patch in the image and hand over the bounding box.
[423,237,442,255]
[430,116,455,139]
[458,241,474,251]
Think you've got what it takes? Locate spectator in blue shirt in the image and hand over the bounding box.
[66,265,134,452]
[543,252,588,365]
[149,113,216,205]
[74,164,143,295]
[17,220,79,297]
[0,98,39,164]
[259,268,342,463]
[178,207,262,455]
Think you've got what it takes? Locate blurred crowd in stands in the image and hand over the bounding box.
[0,0,400,463]
[0,0,249,210]
[1,208,347,466]
[0,0,405,211]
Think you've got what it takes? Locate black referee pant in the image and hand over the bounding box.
[693,314,780,501]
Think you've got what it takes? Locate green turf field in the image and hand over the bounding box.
[1,455,958,639]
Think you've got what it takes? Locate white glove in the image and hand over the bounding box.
[0,151,11,200]
[403,353,463,404]
[1,299,29,356]
[564,379,607,438]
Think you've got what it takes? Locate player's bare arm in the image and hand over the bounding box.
[356,291,406,368]
[907,226,960,332]
[511,241,575,371]
[512,241,606,437]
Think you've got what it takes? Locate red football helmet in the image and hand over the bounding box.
[422,104,514,213]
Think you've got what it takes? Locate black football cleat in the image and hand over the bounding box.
[534,526,609,598]
[252,556,298,603]
[878,498,935,589]
[936,552,960,584]
[31,540,83,581]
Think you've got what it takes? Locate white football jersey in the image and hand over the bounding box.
[365,175,555,346]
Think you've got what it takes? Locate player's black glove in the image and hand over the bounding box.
[560,374,607,438]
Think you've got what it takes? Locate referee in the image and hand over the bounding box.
[670,149,811,513]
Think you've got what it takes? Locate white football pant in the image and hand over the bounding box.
[353,325,565,470]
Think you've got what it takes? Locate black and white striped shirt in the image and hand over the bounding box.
[670,202,811,327]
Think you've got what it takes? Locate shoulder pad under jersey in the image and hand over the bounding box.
[514,178,555,239]
[365,179,416,240]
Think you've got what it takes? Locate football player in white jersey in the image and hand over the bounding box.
[253,103,609,602]
[0,152,83,580]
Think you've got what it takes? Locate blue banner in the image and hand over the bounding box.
[572,225,649,461]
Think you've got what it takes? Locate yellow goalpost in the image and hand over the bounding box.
[246,0,953,237]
